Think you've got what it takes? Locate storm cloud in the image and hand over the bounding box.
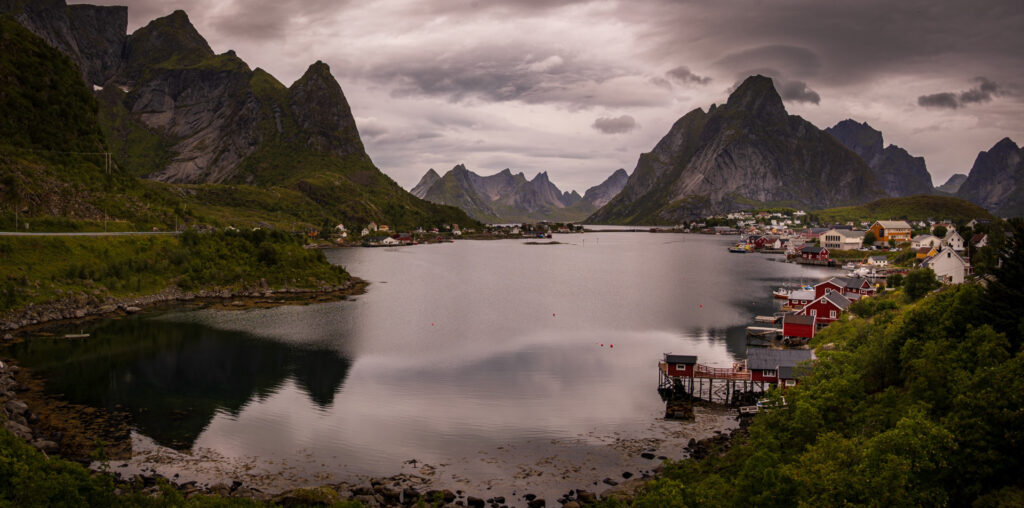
[592,115,638,134]
[918,77,1006,109]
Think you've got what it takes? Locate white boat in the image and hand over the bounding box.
[842,261,857,270]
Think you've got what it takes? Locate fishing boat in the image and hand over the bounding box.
[772,287,791,298]
[842,261,857,270]
[728,243,751,253]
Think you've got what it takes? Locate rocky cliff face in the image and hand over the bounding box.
[588,76,882,224]
[936,173,968,194]
[4,0,477,229]
[0,0,126,85]
[582,168,628,208]
[825,119,934,197]
[957,138,1024,217]
[413,165,625,222]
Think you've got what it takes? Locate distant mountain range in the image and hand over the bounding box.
[0,1,474,230]
[411,166,628,223]
[588,75,883,224]
[825,119,934,197]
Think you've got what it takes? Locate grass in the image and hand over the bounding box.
[813,195,995,224]
[0,230,349,313]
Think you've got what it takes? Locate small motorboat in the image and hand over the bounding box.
[728,243,751,253]
[772,287,791,299]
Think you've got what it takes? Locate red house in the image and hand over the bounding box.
[747,349,815,386]
[800,245,830,260]
[786,289,816,309]
[782,314,816,340]
[747,235,767,248]
[796,291,852,325]
[814,277,876,299]
[664,354,697,377]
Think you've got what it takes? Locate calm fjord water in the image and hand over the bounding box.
[9,233,833,496]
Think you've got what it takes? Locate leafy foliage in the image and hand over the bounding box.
[0,231,349,312]
[618,234,1024,507]
[814,194,995,224]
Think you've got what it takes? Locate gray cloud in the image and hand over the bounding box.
[715,45,821,78]
[666,66,710,85]
[918,92,960,109]
[592,115,638,134]
[919,77,1006,109]
[776,79,821,104]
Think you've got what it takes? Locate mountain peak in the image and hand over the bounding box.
[288,59,366,158]
[991,137,1020,152]
[726,75,786,118]
[125,8,213,77]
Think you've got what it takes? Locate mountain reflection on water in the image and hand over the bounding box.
[8,318,351,450]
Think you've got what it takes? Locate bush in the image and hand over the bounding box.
[903,268,940,301]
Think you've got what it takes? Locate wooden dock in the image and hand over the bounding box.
[658,361,764,407]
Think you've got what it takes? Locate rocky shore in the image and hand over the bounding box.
[2,349,750,508]
[0,278,367,334]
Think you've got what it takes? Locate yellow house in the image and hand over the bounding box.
[869,220,912,244]
[916,247,938,259]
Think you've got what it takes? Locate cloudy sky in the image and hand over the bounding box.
[85,0,1024,193]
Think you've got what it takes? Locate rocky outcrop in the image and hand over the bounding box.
[826,119,934,197]
[956,138,1024,217]
[288,61,367,160]
[413,165,626,222]
[582,168,628,208]
[0,0,126,86]
[588,75,883,224]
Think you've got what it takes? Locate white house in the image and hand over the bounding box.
[819,229,864,250]
[942,230,965,252]
[911,234,940,250]
[921,248,970,284]
[360,227,370,236]
[867,256,889,267]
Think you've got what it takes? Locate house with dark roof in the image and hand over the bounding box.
[813,277,875,299]
[800,245,830,260]
[796,291,852,326]
[663,354,697,377]
[747,348,815,386]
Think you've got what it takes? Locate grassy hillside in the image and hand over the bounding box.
[618,221,1024,507]
[0,230,349,313]
[812,194,995,224]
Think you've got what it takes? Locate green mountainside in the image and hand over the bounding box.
[0,4,475,233]
[812,194,995,224]
[587,76,883,225]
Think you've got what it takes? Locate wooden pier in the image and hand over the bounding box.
[658,361,765,408]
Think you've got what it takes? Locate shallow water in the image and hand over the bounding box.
[7,233,834,501]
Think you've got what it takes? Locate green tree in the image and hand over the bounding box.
[886,273,903,288]
[863,231,876,245]
[933,225,948,238]
[904,268,940,300]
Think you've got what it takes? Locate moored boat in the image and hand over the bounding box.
[728,243,751,253]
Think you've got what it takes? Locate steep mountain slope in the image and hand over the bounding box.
[582,168,628,208]
[2,2,475,231]
[588,76,882,224]
[411,169,440,198]
[956,138,1024,217]
[413,165,625,222]
[0,0,125,85]
[935,173,968,194]
[825,119,934,197]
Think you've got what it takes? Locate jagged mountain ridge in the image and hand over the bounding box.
[1,1,477,230]
[587,75,883,225]
[956,138,1024,217]
[413,165,627,223]
[825,119,934,197]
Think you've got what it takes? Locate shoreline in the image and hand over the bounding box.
[1,278,368,335]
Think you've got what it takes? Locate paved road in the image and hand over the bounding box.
[0,231,180,236]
